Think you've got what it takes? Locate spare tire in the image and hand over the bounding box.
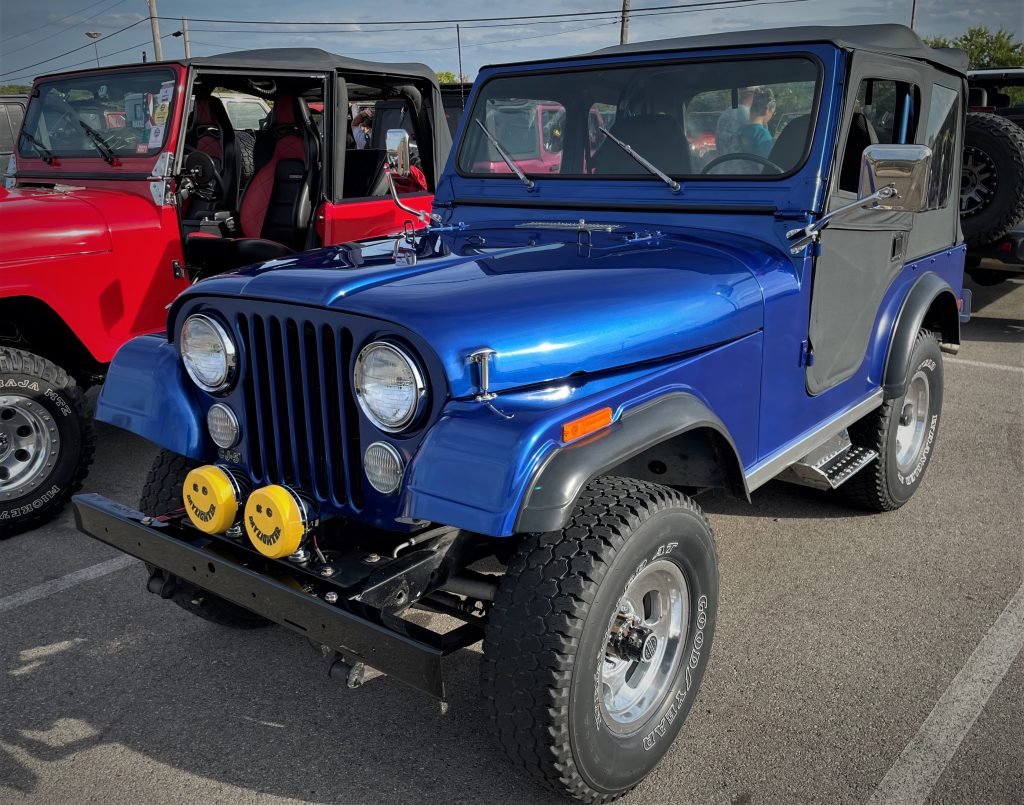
[960,113,1024,247]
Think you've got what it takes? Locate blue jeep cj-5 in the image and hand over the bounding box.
[75,25,972,802]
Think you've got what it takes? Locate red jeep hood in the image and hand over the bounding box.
[0,186,112,263]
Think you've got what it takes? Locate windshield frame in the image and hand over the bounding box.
[19,65,179,163]
[455,51,824,185]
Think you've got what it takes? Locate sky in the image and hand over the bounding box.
[1,0,1022,86]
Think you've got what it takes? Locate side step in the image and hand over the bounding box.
[778,430,878,490]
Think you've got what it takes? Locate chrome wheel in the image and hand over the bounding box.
[895,370,930,474]
[599,558,689,734]
[960,145,996,218]
[0,395,61,501]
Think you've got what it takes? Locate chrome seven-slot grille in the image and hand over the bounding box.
[234,313,364,509]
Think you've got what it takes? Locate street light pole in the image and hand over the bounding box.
[85,31,102,67]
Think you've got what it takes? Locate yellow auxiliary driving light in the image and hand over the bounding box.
[244,485,318,559]
[182,464,249,534]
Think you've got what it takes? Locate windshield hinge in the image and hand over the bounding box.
[774,208,808,221]
[799,340,815,367]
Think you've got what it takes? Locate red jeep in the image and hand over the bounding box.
[0,49,451,535]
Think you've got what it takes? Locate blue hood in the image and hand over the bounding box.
[181,230,770,397]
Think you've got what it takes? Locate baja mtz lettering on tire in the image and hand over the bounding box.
[898,413,938,486]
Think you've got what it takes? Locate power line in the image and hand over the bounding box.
[155,1,786,27]
[1,0,132,57]
[0,18,148,79]
[2,0,115,42]
[1,33,176,84]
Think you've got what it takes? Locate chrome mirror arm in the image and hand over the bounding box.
[786,184,897,254]
[385,167,440,225]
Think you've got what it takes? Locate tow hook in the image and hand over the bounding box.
[327,650,366,689]
[146,567,179,599]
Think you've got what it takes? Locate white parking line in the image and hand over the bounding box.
[867,582,1024,805]
[0,555,136,614]
[946,357,1024,374]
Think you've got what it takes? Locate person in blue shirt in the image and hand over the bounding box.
[738,87,776,157]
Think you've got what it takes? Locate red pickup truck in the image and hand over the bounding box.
[0,49,450,535]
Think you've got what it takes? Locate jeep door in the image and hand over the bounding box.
[805,53,962,394]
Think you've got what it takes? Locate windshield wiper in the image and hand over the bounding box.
[475,119,534,190]
[79,120,115,164]
[598,127,680,193]
[18,130,54,165]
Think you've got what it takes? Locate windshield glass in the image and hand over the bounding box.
[19,68,176,161]
[458,56,819,180]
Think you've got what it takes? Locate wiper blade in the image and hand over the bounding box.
[475,119,534,190]
[19,130,54,165]
[598,127,680,193]
[79,120,115,165]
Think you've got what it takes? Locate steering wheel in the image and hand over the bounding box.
[701,152,784,174]
[182,149,227,202]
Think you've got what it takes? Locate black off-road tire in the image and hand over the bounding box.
[140,449,270,629]
[843,330,943,511]
[481,477,718,802]
[235,129,256,187]
[961,113,1024,247]
[0,348,94,538]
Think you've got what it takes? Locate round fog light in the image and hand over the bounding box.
[364,442,404,494]
[207,403,240,448]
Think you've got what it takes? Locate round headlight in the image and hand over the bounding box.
[207,403,240,448]
[180,314,237,392]
[364,442,404,494]
[354,341,426,432]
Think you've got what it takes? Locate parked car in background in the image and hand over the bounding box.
[440,82,472,136]
[75,24,980,803]
[0,49,451,536]
[0,94,27,162]
[961,67,1024,285]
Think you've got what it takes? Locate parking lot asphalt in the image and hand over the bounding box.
[1,273,1021,805]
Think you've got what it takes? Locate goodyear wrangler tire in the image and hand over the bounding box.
[0,348,94,538]
[481,477,718,802]
[844,330,943,511]
[140,449,270,629]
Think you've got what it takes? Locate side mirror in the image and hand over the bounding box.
[386,129,411,178]
[859,144,934,213]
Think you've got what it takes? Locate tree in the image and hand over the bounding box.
[0,84,31,94]
[923,26,1024,69]
[436,71,457,84]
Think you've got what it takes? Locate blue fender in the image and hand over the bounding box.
[95,335,210,461]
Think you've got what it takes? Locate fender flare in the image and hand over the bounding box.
[514,392,748,534]
[882,272,960,399]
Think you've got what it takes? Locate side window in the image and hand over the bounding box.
[923,84,959,209]
[0,105,15,155]
[839,79,918,192]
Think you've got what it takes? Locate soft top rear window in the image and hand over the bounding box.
[20,68,176,161]
[457,56,820,181]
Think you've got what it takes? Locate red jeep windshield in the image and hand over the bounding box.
[19,68,177,162]
[457,56,820,181]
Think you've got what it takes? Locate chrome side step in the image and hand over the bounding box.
[777,429,878,490]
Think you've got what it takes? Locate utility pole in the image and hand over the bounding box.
[148,0,163,61]
[181,17,191,58]
[456,23,465,103]
[620,0,630,45]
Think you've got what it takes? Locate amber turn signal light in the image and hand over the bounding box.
[562,407,613,443]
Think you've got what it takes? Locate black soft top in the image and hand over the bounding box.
[491,24,967,75]
[186,48,438,83]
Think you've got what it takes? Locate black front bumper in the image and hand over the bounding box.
[72,493,481,699]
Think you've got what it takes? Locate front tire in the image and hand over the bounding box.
[0,348,95,538]
[140,449,270,629]
[844,330,943,511]
[481,477,718,802]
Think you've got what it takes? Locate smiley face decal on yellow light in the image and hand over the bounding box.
[182,465,242,534]
[244,485,307,559]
